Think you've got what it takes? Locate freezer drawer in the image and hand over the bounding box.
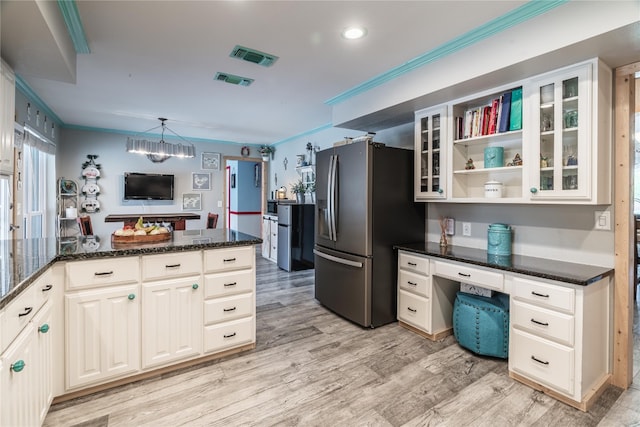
[313,246,372,327]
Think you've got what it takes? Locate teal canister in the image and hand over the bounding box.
[487,223,512,256]
[484,146,504,168]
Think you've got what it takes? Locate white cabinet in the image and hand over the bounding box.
[527,59,611,204]
[508,274,610,409]
[414,105,447,200]
[0,60,15,175]
[262,215,278,263]
[203,246,255,354]
[65,257,141,390]
[141,251,202,369]
[0,295,53,427]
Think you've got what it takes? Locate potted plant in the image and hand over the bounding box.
[291,179,307,203]
[259,145,274,161]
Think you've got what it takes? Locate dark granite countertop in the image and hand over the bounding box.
[0,229,261,309]
[394,242,613,286]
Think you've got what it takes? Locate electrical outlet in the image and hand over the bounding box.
[462,222,471,236]
[594,211,611,230]
[445,218,455,235]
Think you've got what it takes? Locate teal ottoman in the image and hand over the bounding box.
[453,291,509,359]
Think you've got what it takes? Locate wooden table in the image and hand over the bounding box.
[105,213,201,231]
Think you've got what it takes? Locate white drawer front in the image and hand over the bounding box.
[398,252,429,275]
[398,270,429,298]
[398,289,430,332]
[1,284,36,352]
[204,246,254,273]
[204,317,254,353]
[434,261,503,291]
[204,293,253,325]
[512,300,574,347]
[204,270,254,298]
[510,329,574,396]
[32,268,55,310]
[512,276,575,314]
[142,251,202,281]
[66,257,139,290]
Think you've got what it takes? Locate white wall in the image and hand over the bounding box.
[56,128,258,236]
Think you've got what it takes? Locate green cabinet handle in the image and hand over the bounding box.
[438,188,444,194]
[10,360,25,373]
[530,187,538,194]
[192,283,199,290]
[128,293,135,300]
[38,323,50,334]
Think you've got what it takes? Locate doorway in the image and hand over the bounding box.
[223,155,266,238]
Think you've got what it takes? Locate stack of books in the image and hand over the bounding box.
[455,87,522,140]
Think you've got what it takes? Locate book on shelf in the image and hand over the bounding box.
[509,87,523,131]
[498,91,512,133]
[488,98,499,135]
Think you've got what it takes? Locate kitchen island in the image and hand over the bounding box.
[0,229,261,426]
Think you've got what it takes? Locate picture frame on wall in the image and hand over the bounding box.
[201,152,221,171]
[182,193,202,211]
[192,172,211,190]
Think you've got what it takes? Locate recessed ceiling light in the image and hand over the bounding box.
[342,26,367,40]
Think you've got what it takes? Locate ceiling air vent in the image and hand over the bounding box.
[230,45,278,67]
[214,72,254,87]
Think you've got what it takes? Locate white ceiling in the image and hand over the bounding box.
[0,1,636,146]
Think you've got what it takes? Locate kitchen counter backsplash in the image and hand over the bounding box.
[395,241,613,286]
[0,229,261,308]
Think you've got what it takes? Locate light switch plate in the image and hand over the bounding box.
[462,222,471,236]
[445,218,455,235]
[594,211,611,230]
[217,200,222,208]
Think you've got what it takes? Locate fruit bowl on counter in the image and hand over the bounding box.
[111,217,172,244]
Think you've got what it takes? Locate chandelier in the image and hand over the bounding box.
[126,117,195,163]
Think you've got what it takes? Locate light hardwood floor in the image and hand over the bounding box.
[45,249,640,426]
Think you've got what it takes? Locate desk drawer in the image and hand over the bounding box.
[204,293,253,325]
[510,329,574,396]
[398,289,430,332]
[398,270,429,298]
[512,300,574,346]
[204,246,254,273]
[398,252,429,275]
[66,257,139,290]
[434,261,503,291]
[512,276,575,314]
[142,251,202,281]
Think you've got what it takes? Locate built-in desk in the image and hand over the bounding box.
[105,213,201,230]
[394,242,613,412]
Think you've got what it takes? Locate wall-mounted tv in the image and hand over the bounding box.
[124,172,174,200]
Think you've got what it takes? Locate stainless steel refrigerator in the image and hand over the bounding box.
[313,140,425,327]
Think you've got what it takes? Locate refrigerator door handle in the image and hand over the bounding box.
[329,154,338,241]
[313,249,363,268]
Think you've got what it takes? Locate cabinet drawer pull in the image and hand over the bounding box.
[224,282,237,287]
[38,323,50,334]
[223,332,236,338]
[18,307,33,317]
[531,291,549,298]
[531,355,549,365]
[407,307,417,313]
[407,281,417,286]
[223,258,237,263]
[42,284,53,292]
[530,318,549,326]
[10,360,25,373]
[94,271,113,276]
[223,307,237,312]
[407,262,417,267]
[165,263,181,268]
[458,272,471,278]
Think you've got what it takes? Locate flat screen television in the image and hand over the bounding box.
[124,172,174,200]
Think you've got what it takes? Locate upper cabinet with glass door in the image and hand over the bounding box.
[414,105,447,201]
[527,59,612,204]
